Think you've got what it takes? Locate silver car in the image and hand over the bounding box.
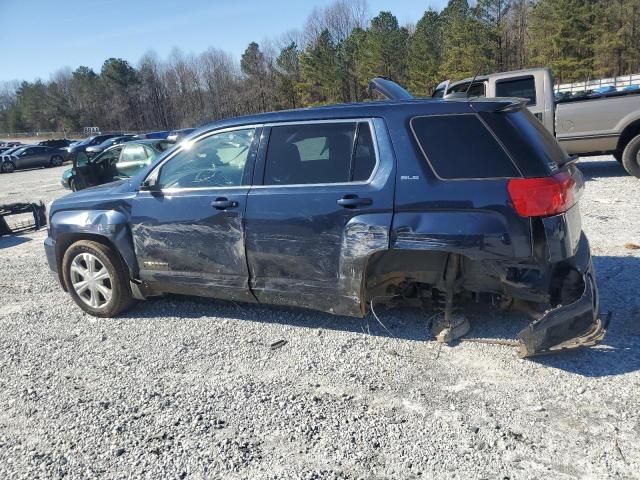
[0,145,68,173]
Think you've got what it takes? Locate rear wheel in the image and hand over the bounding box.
[62,240,134,317]
[613,151,622,163]
[50,155,64,167]
[621,134,640,178]
[1,161,15,173]
[69,178,77,191]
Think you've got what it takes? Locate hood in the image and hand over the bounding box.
[52,178,137,211]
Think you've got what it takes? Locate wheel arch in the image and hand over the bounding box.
[617,118,640,154]
[51,209,139,288]
[55,232,133,290]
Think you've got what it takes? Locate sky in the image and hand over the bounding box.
[0,0,448,83]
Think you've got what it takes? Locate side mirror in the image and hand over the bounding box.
[140,175,160,192]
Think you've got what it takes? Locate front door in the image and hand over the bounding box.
[130,126,260,302]
[245,119,395,316]
[74,146,123,190]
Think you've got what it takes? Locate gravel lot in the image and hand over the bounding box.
[0,159,638,479]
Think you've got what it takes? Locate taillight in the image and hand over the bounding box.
[507,171,580,217]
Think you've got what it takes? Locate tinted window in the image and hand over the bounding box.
[352,123,376,181]
[158,128,255,189]
[496,76,536,105]
[411,114,520,179]
[450,82,486,98]
[479,109,567,176]
[264,122,376,185]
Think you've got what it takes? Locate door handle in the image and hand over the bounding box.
[337,194,372,208]
[211,197,238,210]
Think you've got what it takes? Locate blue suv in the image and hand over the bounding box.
[44,79,606,357]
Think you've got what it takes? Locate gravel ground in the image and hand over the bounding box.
[0,158,638,479]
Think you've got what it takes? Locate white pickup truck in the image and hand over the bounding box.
[434,68,640,178]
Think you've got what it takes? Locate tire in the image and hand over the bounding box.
[62,240,134,317]
[613,151,622,163]
[621,134,640,178]
[1,161,15,173]
[69,178,77,192]
[50,155,63,167]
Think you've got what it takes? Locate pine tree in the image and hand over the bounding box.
[298,30,342,105]
[359,12,409,85]
[275,42,302,109]
[407,9,442,96]
[528,0,594,82]
[439,0,494,80]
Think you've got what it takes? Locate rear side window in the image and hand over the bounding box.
[479,109,566,177]
[264,121,376,185]
[411,114,520,179]
[496,76,536,105]
[449,82,486,98]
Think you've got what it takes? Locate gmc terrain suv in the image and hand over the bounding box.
[44,78,606,357]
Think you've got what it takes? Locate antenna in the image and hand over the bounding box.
[465,65,483,96]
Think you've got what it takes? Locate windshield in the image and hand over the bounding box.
[3,146,23,156]
[76,136,96,147]
[11,147,28,156]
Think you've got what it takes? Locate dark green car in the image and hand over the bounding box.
[62,140,172,191]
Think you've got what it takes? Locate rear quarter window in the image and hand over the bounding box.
[411,114,521,179]
[478,109,566,177]
[495,76,536,105]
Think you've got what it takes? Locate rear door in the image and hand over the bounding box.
[245,119,395,316]
[130,126,260,302]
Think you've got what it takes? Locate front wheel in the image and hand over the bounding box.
[1,161,15,173]
[621,134,640,178]
[62,240,134,317]
[50,155,64,167]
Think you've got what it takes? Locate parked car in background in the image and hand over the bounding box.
[61,139,172,191]
[167,128,197,143]
[0,145,68,173]
[38,139,76,148]
[0,146,12,154]
[435,67,640,177]
[134,130,170,140]
[0,141,22,148]
[67,134,123,161]
[45,78,605,358]
[85,135,135,156]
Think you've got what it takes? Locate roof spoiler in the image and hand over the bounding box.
[493,98,529,112]
[367,77,414,101]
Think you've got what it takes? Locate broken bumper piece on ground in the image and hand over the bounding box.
[517,273,608,357]
[0,201,47,237]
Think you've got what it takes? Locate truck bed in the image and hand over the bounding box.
[555,90,640,155]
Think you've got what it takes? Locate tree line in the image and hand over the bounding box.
[1,0,639,134]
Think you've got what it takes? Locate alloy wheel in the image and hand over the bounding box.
[70,252,113,308]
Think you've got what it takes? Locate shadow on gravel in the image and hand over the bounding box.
[578,160,629,179]
[119,255,639,377]
[0,235,31,249]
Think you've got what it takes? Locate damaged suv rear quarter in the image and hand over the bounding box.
[45,90,605,358]
[362,100,605,357]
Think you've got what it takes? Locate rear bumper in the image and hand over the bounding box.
[517,257,607,357]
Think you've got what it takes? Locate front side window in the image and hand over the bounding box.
[95,147,123,165]
[263,121,376,185]
[496,76,536,105]
[158,128,255,189]
[411,114,520,179]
